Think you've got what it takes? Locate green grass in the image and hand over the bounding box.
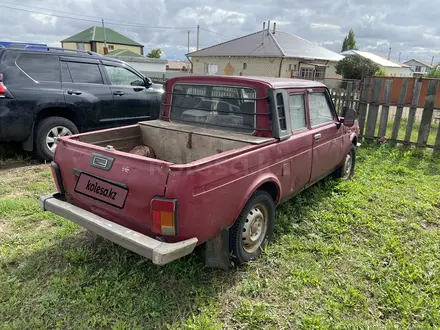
[1,145,440,329]
[383,119,439,146]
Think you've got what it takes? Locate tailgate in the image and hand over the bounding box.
[54,138,171,235]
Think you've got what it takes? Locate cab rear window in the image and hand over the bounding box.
[169,84,257,132]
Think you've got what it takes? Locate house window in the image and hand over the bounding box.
[108,45,115,50]
[243,63,247,70]
[415,66,422,72]
[76,43,85,50]
[288,64,292,71]
[204,63,218,75]
[300,67,314,78]
[315,67,326,79]
[294,64,297,72]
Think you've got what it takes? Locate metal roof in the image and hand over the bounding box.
[187,30,343,62]
[340,50,406,68]
[403,58,434,68]
[168,75,326,89]
[61,26,143,47]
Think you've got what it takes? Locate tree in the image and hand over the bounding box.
[341,29,358,52]
[335,55,380,80]
[426,64,440,78]
[375,68,387,76]
[147,48,162,58]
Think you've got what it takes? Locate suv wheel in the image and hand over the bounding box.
[35,117,79,160]
[229,191,275,265]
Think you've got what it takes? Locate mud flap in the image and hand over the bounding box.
[204,229,230,270]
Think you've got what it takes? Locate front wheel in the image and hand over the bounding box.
[229,191,275,265]
[334,144,356,180]
[35,117,79,161]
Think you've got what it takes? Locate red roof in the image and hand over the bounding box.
[167,75,325,89]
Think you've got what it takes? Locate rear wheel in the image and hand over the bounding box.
[229,191,275,265]
[334,144,356,180]
[35,117,78,161]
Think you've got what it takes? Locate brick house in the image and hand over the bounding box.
[186,22,343,80]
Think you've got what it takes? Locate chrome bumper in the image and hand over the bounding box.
[40,194,198,265]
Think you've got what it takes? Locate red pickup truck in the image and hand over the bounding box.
[40,75,360,268]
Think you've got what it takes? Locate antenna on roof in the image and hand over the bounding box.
[387,47,391,60]
[267,20,271,35]
[273,22,277,34]
[262,22,266,44]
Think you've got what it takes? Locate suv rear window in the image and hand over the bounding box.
[170,84,257,132]
[16,54,60,82]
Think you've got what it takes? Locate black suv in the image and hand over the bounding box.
[0,45,163,160]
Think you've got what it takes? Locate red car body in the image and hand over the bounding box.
[41,75,359,266]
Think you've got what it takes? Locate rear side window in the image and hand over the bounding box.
[61,62,73,83]
[289,94,307,131]
[16,54,60,82]
[67,62,103,84]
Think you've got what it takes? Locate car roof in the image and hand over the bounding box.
[0,47,124,64]
[168,75,326,89]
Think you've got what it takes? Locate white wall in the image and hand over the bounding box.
[127,61,166,73]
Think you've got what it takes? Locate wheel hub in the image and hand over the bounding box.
[343,154,352,179]
[242,204,268,253]
[46,126,73,152]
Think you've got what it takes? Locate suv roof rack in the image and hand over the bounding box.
[5,44,102,56]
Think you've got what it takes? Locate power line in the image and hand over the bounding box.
[0,4,194,30]
[199,27,231,39]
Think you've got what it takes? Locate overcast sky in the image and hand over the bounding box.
[1,0,439,64]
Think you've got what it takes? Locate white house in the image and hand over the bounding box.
[403,59,433,76]
[340,50,413,77]
[187,21,344,81]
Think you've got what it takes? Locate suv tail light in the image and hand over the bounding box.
[151,197,178,236]
[0,73,6,97]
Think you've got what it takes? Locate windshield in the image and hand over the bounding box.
[169,83,257,133]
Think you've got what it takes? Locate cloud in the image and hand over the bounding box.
[0,0,438,63]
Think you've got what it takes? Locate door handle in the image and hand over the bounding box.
[67,90,82,95]
[113,91,125,96]
[314,133,322,140]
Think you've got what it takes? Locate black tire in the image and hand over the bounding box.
[333,144,356,180]
[229,190,275,265]
[35,117,79,161]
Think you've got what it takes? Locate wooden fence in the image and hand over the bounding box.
[330,77,440,150]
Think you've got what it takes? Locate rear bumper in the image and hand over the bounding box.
[40,194,198,265]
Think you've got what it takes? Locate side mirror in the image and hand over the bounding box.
[342,108,356,127]
[144,77,153,87]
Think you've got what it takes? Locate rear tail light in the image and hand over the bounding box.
[0,73,6,97]
[50,162,65,194]
[151,197,178,236]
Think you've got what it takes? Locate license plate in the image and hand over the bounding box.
[74,173,128,208]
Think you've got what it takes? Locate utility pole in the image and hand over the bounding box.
[196,24,200,51]
[187,31,190,54]
[102,19,107,48]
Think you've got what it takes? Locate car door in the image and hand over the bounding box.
[276,90,314,201]
[308,88,344,183]
[102,63,156,123]
[61,58,115,130]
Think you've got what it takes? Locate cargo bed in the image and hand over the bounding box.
[76,120,274,164]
